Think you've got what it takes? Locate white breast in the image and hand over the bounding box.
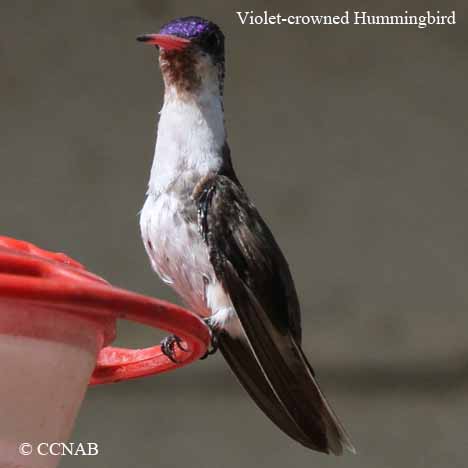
[148,85,226,195]
[140,84,243,337]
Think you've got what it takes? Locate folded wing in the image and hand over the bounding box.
[196,174,355,455]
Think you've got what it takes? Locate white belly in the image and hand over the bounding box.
[140,191,211,315]
[140,191,243,337]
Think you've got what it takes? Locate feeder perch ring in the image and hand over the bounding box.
[0,236,211,385]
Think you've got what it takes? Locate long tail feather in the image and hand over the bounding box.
[218,332,322,450]
[221,271,355,454]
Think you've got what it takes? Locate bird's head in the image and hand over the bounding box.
[137,17,225,98]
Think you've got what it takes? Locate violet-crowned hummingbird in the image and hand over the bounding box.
[138,16,355,455]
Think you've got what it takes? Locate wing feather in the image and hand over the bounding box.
[195,175,355,454]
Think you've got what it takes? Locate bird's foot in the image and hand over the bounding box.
[200,318,219,360]
[160,335,188,363]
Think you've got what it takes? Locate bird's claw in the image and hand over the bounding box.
[160,335,187,363]
[200,319,219,360]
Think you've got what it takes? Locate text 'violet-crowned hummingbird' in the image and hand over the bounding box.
[138,16,355,455]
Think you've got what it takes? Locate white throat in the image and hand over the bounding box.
[147,83,226,195]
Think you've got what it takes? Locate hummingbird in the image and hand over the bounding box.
[138,16,355,455]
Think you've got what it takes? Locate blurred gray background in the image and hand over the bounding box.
[1,0,468,467]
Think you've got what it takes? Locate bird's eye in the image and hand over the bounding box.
[204,32,220,52]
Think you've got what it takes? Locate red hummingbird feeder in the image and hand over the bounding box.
[0,236,210,468]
